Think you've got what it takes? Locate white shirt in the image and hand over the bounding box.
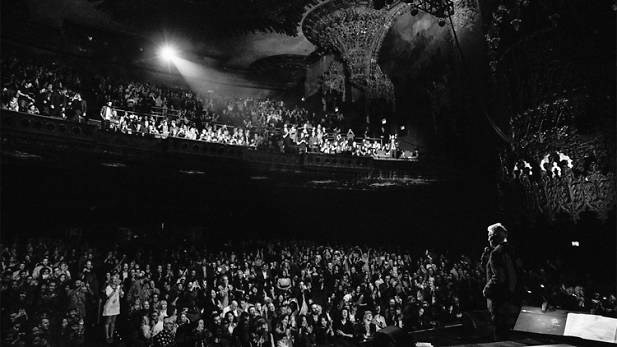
[101,106,115,120]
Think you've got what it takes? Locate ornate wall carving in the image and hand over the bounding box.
[322,60,346,99]
[486,0,616,223]
[498,87,615,223]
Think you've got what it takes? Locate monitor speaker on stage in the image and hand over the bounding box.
[514,306,617,344]
[514,306,568,336]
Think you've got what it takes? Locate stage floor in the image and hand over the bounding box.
[447,343,576,347]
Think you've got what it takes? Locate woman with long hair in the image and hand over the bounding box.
[274,314,293,347]
[333,308,354,346]
[315,314,335,346]
[296,315,316,347]
[251,318,274,347]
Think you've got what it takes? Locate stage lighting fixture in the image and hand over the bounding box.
[571,241,580,247]
[159,45,177,62]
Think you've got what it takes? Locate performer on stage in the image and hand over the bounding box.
[481,223,520,340]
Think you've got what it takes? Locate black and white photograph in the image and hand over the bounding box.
[0,0,615,346]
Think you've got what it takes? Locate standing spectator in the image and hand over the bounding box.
[174,312,195,347]
[355,310,376,342]
[372,306,387,330]
[67,279,89,321]
[69,93,87,123]
[103,274,124,343]
[315,314,335,346]
[251,318,274,347]
[296,315,316,347]
[333,308,354,345]
[100,101,116,129]
[50,85,67,118]
[233,312,251,347]
[80,260,99,328]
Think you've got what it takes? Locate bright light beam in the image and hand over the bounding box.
[159,42,269,99]
[159,45,178,62]
[170,56,265,99]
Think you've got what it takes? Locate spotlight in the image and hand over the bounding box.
[571,241,580,247]
[438,19,446,27]
[381,118,387,125]
[410,8,419,16]
[159,45,177,62]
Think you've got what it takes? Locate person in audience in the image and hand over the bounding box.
[1,233,612,346]
[102,274,124,343]
[355,310,376,342]
[333,308,354,345]
[100,101,116,130]
[152,317,176,347]
[69,93,87,122]
[1,56,407,159]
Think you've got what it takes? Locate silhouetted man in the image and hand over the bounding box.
[482,223,520,340]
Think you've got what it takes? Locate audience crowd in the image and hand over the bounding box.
[1,234,615,347]
[1,57,402,159]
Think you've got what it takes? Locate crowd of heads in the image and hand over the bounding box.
[1,232,615,346]
[0,57,87,121]
[0,235,480,346]
[524,258,617,316]
[2,56,403,158]
[107,111,264,148]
